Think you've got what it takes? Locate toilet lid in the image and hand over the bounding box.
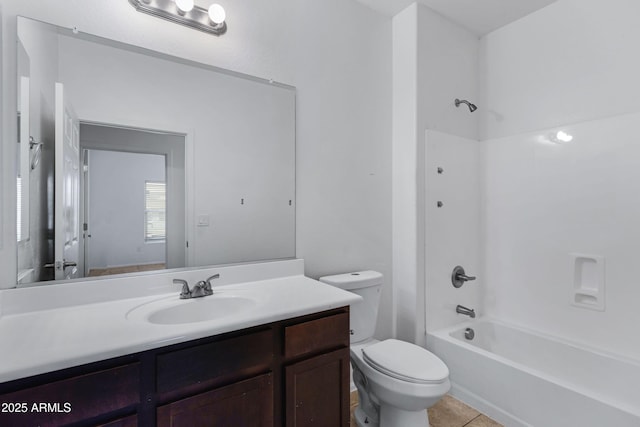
[361,339,449,384]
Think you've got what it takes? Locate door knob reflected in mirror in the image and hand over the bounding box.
[43,261,77,270]
[452,265,476,288]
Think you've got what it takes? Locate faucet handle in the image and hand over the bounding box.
[205,274,220,283]
[174,279,191,299]
[452,266,477,288]
[203,274,219,294]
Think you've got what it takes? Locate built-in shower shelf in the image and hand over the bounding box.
[570,253,605,311]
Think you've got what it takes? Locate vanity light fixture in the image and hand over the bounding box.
[175,0,194,13]
[129,0,227,36]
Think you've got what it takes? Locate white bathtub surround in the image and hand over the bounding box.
[0,259,360,382]
[425,130,481,332]
[414,1,640,423]
[479,0,640,361]
[428,319,640,427]
[482,111,640,360]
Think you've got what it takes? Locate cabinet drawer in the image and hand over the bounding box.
[284,311,349,360]
[157,328,274,400]
[0,363,139,427]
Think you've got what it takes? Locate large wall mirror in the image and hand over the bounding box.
[15,16,296,286]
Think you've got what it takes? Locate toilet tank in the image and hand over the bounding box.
[319,271,383,343]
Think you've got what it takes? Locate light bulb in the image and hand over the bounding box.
[175,0,194,13]
[208,4,226,24]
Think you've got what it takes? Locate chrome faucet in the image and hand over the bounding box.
[456,305,476,318]
[174,274,220,299]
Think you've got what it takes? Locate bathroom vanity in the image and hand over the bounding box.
[0,260,359,426]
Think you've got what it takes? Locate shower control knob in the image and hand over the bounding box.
[452,265,476,288]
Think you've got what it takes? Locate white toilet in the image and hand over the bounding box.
[320,271,450,427]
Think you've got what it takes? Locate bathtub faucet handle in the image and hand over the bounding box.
[452,266,476,288]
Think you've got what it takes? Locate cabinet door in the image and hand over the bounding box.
[157,373,273,427]
[285,347,350,427]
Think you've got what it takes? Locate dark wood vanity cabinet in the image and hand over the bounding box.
[0,307,349,427]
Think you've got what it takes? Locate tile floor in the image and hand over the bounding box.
[350,392,503,427]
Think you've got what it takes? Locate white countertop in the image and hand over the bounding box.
[0,261,360,383]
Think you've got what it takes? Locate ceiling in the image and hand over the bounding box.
[355,0,557,36]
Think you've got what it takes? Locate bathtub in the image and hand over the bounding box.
[427,319,640,427]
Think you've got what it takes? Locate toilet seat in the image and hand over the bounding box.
[361,339,449,385]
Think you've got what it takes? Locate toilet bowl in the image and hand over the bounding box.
[319,271,450,427]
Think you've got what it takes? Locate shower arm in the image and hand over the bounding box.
[454,98,477,112]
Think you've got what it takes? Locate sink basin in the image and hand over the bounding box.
[127,293,257,325]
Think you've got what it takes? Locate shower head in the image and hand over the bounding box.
[455,98,478,113]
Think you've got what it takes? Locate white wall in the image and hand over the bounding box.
[288,1,393,338]
[479,0,640,359]
[392,3,420,344]
[480,0,640,140]
[0,0,393,339]
[417,6,478,141]
[393,4,479,343]
[87,150,165,270]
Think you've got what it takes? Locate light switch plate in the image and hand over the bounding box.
[197,214,210,227]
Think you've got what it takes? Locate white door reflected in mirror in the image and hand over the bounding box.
[54,82,81,280]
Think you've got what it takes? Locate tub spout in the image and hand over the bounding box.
[456,305,476,318]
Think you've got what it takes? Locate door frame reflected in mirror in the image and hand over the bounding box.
[80,122,187,278]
